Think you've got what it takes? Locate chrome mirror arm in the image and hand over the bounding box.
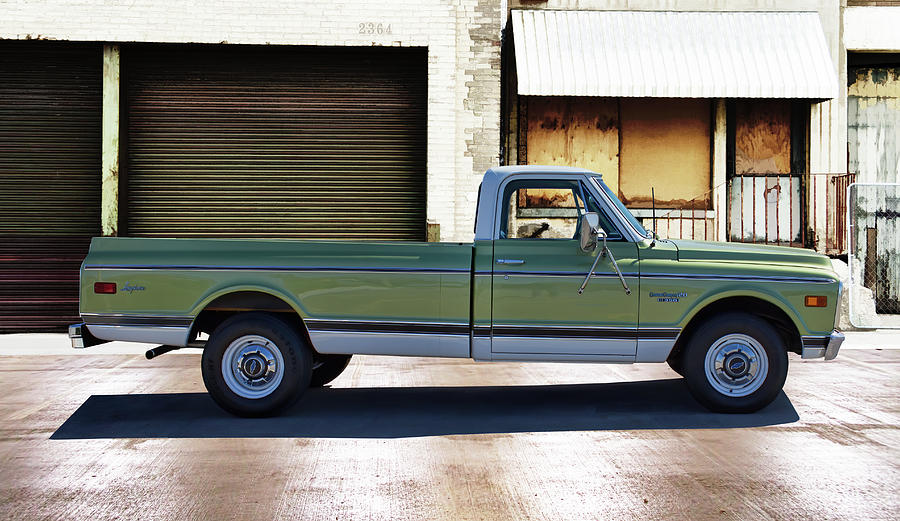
[577,244,606,295]
[577,236,631,296]
[605,245,631,295]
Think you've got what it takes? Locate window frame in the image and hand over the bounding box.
[493,174,630,241]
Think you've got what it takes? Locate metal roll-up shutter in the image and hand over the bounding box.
[124,46,427,240]
[0,42,101,332]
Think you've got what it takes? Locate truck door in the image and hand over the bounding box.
[490,177,640,360]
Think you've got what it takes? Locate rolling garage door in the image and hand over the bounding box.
[0,43,101,332]
[124,46,427,240]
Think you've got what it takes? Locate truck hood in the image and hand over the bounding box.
[668,239,834,270]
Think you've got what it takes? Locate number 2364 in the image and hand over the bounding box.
[359,22,392,35]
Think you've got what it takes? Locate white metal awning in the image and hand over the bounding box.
[511,10,838,99]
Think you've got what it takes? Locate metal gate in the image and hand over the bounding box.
[0,42,101,332]
[847,183,900,328]
[123,45,427,241]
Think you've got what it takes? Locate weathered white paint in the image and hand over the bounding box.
[511,9,837,98]
[0,0,501,243]
[728,176,801,243]
[101,44,119,237]
[844,7,900,51]
[713,99,727,242]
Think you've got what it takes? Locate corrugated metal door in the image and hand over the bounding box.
[124,46,426,240]
[0,42,101,332]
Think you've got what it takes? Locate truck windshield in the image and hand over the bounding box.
[590,175,651,239]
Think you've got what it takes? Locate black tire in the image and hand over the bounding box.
[201,312,312,417]
[310,354,352,387]
[666,356,685,377]
[681,313,788,413]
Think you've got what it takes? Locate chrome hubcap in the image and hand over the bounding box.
[704,333,768,397]
[221,335,284,399]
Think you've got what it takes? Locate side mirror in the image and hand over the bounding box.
[579,212,606,252]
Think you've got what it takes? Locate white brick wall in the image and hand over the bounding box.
[0,0,501,241]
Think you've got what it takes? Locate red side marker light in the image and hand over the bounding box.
[805,295,827,307]
[94,282,117,294]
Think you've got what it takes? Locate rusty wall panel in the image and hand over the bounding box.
[0,42,102,332]
[525,97,619,193]
[619,98,711,208]
[734,100,791,175]
[849,67,900,313]
[849,67,900,184]
[124,46,426,241]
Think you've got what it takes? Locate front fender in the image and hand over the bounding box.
[676,286,810,335]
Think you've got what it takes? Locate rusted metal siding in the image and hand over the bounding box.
[524,97,619,193]
[849,68,900,184]
[511,10,837,99]
[619,98,711,209]
[849,67,900,312]
[123,46,427,240]
[0,42,102,332]
[728,100,799,244]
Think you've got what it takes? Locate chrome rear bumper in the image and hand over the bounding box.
[801,330,844,360]
[68,322,108,349]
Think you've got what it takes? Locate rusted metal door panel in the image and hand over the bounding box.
[123,46,427,241]
[0,42,102,332]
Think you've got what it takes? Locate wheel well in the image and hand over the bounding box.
[192,291,315,349]
[667,296,802,362]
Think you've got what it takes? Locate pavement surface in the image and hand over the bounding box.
[0,334,898,520]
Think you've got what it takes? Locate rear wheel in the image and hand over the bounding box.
[201,313,312,417]
[310,354,352,387]
[682,313,788,413]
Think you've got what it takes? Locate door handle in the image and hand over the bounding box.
[496,259,525,265]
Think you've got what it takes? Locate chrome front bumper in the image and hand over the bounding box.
[801,330,844,360]
[68,322,108,349]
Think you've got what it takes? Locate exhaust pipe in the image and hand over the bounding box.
[145,345,181,360]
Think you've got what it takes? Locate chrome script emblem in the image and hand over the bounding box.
[650,291,686,303]
[121,282,146,294]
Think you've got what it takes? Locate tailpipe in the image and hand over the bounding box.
[146,345,181,360]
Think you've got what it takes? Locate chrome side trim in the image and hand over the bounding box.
[309,331,470,358]
[490,352,635,363]
[82,313,194,327]
[83,265,471,275]
[491,336,636,355]
[493,270,639,278]
[85,324,192,347]
[490,324,680,340]
[635,338,678,363]
[641,273,836,284]
[304,319,470,336]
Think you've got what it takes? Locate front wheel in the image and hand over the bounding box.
[682,313,788,413]
[202,313,312,417]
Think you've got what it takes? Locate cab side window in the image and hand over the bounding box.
[499,180,621,240]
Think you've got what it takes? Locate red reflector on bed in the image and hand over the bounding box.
[94,282,117,294]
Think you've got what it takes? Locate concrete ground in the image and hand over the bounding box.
[0,333,898,521]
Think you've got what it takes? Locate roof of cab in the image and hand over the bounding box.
[483,165,601,183]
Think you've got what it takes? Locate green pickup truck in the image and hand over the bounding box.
[70,166,843,417]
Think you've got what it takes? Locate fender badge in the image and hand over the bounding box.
[121,282,146,294]
[650,291,686,303]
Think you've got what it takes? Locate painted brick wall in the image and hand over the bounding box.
[0,0,501,241]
